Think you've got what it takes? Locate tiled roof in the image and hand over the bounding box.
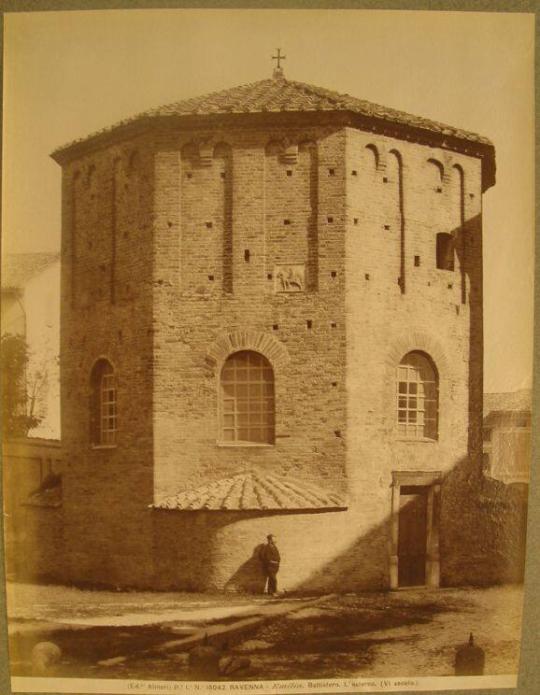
[25,486,62,508]
[484,389,532,416]
[1,253,59,290]
[153,471,347,511]
[25,473,62,509]
[52,74,492,159]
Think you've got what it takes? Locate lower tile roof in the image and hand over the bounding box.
[152,471,347,511]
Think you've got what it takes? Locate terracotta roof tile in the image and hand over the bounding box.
[52,75,492,159]
[153,471,346,511]
[484,389,532,416]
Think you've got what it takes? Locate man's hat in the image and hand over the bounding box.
[267,534,274,540]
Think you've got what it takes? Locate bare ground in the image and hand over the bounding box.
[7,583,523,681]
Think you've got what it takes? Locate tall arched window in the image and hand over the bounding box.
[90,359,117,446]
[221,351,275,444]
[397,352,438,440]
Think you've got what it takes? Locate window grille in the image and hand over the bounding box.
[397,352,438,439]
[221,351,275,444]
[91,360,117,445]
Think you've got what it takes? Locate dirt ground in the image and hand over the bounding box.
[234,586,523,679]
[7,583,524,681]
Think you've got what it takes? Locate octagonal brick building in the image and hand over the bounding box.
[51,67,496,592]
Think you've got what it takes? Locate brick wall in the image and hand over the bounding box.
[2,438,62,580]
[342,128,485,588]
[152,126,348,505]
[60,136,156,587]
[50,115,523,592]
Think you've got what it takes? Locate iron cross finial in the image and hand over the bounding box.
[272,48,286,69]
[272,48,286,78]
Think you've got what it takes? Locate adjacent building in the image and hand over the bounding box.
[1,253,61,579]
[1,252,61,439]
[483,389,532,485]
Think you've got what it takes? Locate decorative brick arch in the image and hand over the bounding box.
[384,331,451,379]
[365,143,384,171]
[383,331,454,442]
[205,329,290,370]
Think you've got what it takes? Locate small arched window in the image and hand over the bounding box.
[397,352,438,440]
[436,233,455,271]
[90,359,117,446]
[221,351,275,444]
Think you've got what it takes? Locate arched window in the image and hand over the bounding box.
[397,352,438,439]
[90,359,117,445]
[436,232,455,271]
[221,351,275,444]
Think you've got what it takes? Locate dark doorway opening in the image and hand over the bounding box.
[398,485,428,587]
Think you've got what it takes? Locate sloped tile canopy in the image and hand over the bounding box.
[24,485,62,509]
[152,472,347,511]
[50,74,495,189]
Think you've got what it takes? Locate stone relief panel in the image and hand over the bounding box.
[274,264,305,293]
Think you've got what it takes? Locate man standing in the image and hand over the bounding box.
[260,534,280,596]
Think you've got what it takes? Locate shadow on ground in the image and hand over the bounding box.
[9,591,471,680]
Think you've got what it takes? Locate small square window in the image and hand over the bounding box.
[206,222,213,229]
[351,170,358,176]
[327,216,334,223]
[208,275,214,281]
[383,176,388,183]
[436,186,443,193]
[267,273,273,280]
[331,322,337,328]
[414,256,420,267]
[306,320,313,329]
[286,170,293,177]
[220,172,226,179]
[186,172,193,179]
[365,273,370,280]
[328,168,335,176]
[331,271,337,278]
[284,219,291,225]
[353,218,359,225]
[272,324,279,331]
[384,224,390,230]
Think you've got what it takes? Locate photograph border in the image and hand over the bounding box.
[0,1,537,694]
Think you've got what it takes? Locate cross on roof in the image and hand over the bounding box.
[272,48,286,69]
[272,48,286,78]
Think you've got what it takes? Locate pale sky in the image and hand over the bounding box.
[2,9,535,393]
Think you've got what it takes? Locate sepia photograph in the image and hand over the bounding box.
[1,6,536,694]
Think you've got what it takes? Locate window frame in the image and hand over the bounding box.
[218,350,275,447]
[90,359,118,448]
[396,351,439,441]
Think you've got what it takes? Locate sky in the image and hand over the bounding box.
[2,9,535,393]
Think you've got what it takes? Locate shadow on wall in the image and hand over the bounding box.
[301,456,528,592]
[17,452,528,592]
[224,543,267,594]
[148,450,528,595]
